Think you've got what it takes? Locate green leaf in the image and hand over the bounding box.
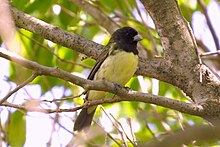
[9,62,32,84]
[6,111,26,147]
[204,0,211,5]
[179,4,194,21]
[12,0,30,11]
[25,0,53,14]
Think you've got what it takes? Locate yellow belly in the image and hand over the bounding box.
[88,51,138,101]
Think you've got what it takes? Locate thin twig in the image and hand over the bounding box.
[93,120,123,147]
[109,113,134,146]
[42,91,85,103]
[70,0,119,34]
[47,113,59,146]
[184,19,203,82]
[200,50,220,57]
[146,122,158,140]
[1,101,83,113]
[56,120,73,135]
[0,73,38,104]
[19,31,91,69]
[134,0,158,55]
[197,0,219,50]
[127,118,138,146]
[47,106,84,113]
[100,106,128,147]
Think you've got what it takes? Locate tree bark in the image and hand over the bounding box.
[141,0,220,118]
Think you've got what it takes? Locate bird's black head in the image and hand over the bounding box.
[108,27,142,55]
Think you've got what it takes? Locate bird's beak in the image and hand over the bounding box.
[134,34,143,41]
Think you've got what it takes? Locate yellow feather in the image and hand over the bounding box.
[87,51,138,113]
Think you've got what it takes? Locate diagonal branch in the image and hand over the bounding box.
[70,0,119,34]
[11,7,103,59]
[0,49,204,116]
[197,0,219,50]
[10,7,168,82]
[0,72,38,104]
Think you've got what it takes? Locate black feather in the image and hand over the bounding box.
[73,108,96,131]
[108,27,139,55]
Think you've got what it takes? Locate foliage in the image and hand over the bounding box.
[0,0,219,146]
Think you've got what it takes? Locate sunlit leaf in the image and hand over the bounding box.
[6,111,26,147]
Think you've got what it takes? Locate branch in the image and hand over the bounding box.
[144,123,220,147]
[197,0,219,50]
[200,50,220,57]
[83,91,202,117]
[10,7,169,83]
[1,101,83,113]
[0,49,204,116]
[140,0,220,118]
[11,7,104,59]
[70,0,119,34]
[19,31,91,69]
[0,73,38,104]
[136,57,171,83]
[0,49,95,89]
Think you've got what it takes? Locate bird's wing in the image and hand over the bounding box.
[83,48,108,99]
[84,43,116,98]
[87,42,117,80]
[87,48,109,80]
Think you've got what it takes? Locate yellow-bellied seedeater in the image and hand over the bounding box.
[74,27,142,131]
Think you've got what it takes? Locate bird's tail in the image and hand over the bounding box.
[74,107,96,132]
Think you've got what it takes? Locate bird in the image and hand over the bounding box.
[74,27,142,132]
